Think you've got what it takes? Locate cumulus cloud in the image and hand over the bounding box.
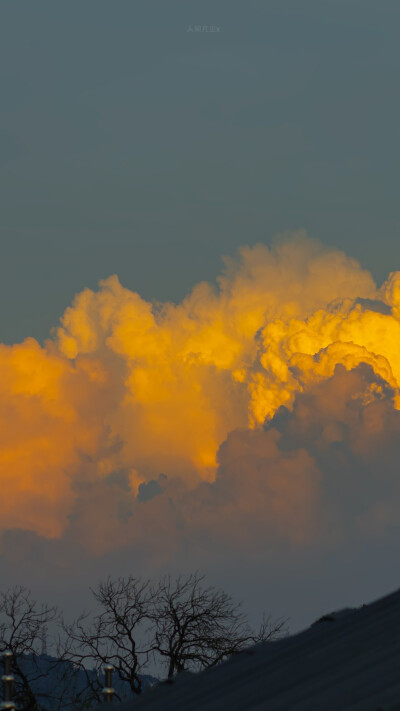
[205,363,400,548]
[1,231,400,576]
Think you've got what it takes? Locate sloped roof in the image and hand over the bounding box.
[107,587,400,711]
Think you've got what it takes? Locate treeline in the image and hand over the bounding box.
[0,573,287,710]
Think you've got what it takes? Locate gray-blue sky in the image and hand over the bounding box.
[2,1,400,637]
[1,0,400,343]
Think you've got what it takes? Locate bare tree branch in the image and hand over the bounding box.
[0,586,70,711]
[61,576,152,698]
[149,573,288,678]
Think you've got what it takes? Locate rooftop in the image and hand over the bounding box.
[102,586,400,711]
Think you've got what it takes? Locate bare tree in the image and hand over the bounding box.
[0,577,287,710]
[62,575,152,699]
[150,573,287,678]
[61,571,288,701]
[0,586,73,711]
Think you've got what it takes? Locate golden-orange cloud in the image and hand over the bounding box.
[2,232,400,548]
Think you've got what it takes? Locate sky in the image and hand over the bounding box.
[1,0,400,638]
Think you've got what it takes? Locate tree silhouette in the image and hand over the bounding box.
[0,586,73,711]
[150,573,287,678]
[62,575,152,699]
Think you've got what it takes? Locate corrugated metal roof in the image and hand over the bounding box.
[102,587,400,711]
